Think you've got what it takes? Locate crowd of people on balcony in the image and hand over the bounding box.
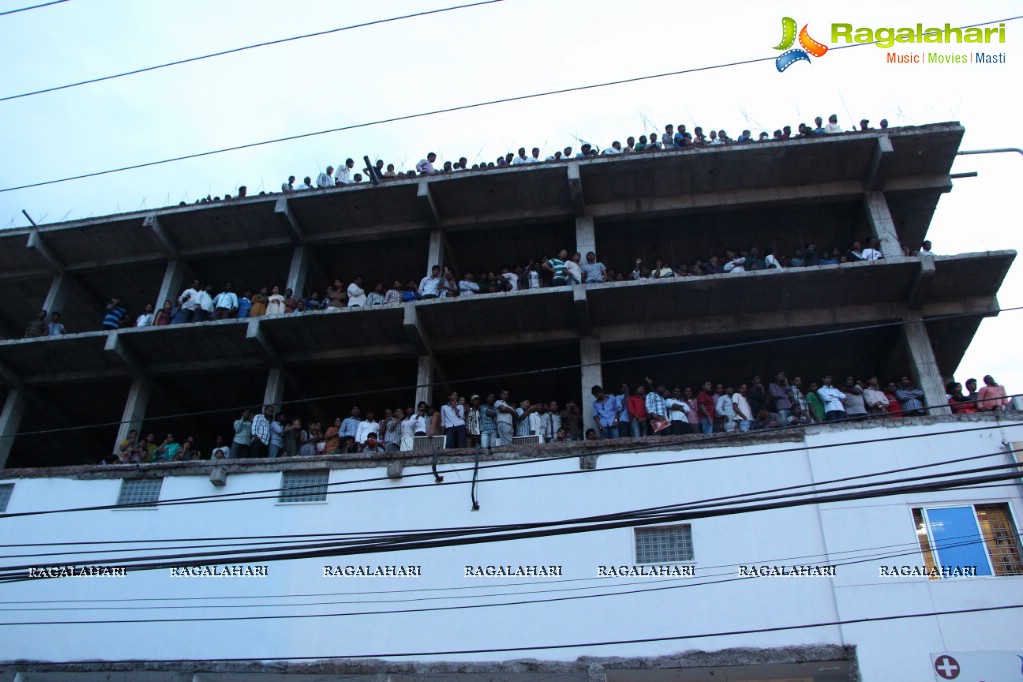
[182,114,887,204]
[23,236,935,338]
[111,371,1010,464]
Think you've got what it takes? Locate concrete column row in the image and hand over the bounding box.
[0,313,955,465]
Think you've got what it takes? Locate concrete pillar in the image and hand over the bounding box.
[576,216,596,258]
[41,274,72,316]
[864,191,903,260]
[263,367,285,409]
[155,259,185,311]
[901,317,948,414]
[580,338,603,435]
[0,387,28,468]
[115,376,151,448]
[427,230,445,274]
[416,356,435,408]
[286,245,309,297]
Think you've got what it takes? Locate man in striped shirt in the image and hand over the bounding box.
[102,297,127,330]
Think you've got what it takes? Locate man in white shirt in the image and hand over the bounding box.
[441,392,467,448]
[511,148,530,165]
[723,249,746,273]
[213,283,238,320]
[211,435,230,460]
[135,303,154,327]
[918,240,934,257]
[419,265,442,299]
[602,141,623,155]
[347,277,367,307]
[176,279,202,323]
[416,153,437,175]
[732,384,753,432]
[335,158,355,185]
[565,252,583,285]
[665,389,690,435]
[860,237,884,261]
[281,176,295,193]
[527,147,542,163]
[299,176,314,191]
[195,284,215,322]
[537,401,561,442]
[817,375,847,421]
[356,411,377,447]
[715,385,738,432]
[824,114,843,134]
[317,166,335,188]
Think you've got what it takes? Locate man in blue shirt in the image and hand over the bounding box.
[102,296,127,330]
[590,385,619,439]
[340,407,362,442]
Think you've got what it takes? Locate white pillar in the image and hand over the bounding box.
[864,191,904,260]
[580,338,603,434]
[427,230,445,274]
[416,356,435,408]
[0,387,28,468]
[41,274,72,316]
[115,376,151,448]
[263,367,285,409]
[576,216,596,258]
[902,318,948,414]
[155,259,185,311]
[286,245,309,297]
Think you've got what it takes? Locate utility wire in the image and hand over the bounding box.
[2,14,1018,193]
[38,604,1017,660]
[0,1,506,102]
[1,464,1017,581]
[0,523,1003,602]
[4,304,1020,441]
[0,530,1008,614]
[0,438,1014,557]
[0,0,67,17]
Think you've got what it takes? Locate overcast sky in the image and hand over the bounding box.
[0,0,1019,392]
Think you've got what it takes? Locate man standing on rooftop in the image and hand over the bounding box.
[317,166,335,188]
[416,153,437,175]
[336,158,355,185]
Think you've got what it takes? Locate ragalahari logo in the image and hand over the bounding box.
[773,17,829,72]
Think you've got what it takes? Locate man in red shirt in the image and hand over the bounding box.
[626,386,649,438]
[697,381,717,435]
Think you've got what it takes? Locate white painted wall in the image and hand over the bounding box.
[0,418,1020,681]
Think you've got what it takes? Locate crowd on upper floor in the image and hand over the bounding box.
[21,237,934,337]
[185,114,890,203]
[110,370,1010,464]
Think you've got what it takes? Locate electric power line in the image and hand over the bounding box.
[0,0,67,17]
[0,529,1009,614]
[2,14,1018,194]
[0,463,1017,582]
[0,0,506,102]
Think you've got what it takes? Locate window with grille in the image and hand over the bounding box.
[117,478,163,507]
[913,503,1023,578]
[0,484,12,513]
[279,470,330,503]
[635,525,694,564]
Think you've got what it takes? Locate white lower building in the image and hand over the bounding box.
[1,414,1021,682]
